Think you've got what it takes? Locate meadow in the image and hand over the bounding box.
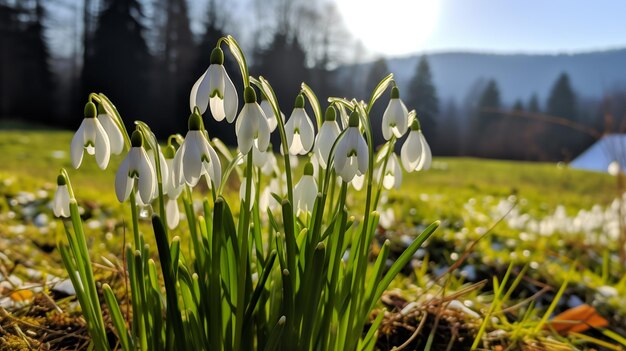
[1,130,625,350]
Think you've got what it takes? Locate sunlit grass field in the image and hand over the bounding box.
[1,130,625,350]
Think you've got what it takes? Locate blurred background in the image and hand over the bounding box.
[2,0,626,162]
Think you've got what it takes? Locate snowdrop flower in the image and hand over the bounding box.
[71,102,111,169]
[96,102,124,155]
[284,94,315,155]
[235,87,271,155]
[172,112,222,189]
[376,153,402,190]
[115,130,156,204]
[252,143,278,175]
[162,145,182,229]
[334,111,369,183]
[314,106,341,169]
[190,47,238,122]
[401,119,432,172]
[260,96,284,133]
[53,174,71,218]
[147,146,169,201]
[239,175,256,211]
[382,86,409,140]
[352,173,365,191]
[293,162,318,215]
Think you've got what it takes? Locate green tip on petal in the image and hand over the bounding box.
[294,94,305,109]
[163,144,176,159]
[244,86,257,104]
[391,86,400,99]
[131,130,144,147]
[188,112,203,131]
[84,102,97,118]
[348,111,360,127]
[411,118,421,131]
[304,162,314,176]
[324,106,336,121]
[210,47,224,65]
[96,102,106,115]
[56,174,66,186]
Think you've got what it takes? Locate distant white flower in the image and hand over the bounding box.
[53,175,70,218]
[115,131,156,204]
[382,86,409,140]
[260,98,284,133]
[239,176,256,210]
[162,145,182,229]
[96,103,124,155]
[352,173,365,191]
[190,47,238,122]
[401,120,432,172]
[284,94,315,155]
[260,178,282,211]
[608,161,621,176]
[294,163,318,215]
[235,87,271,155]
[71,102,110,169]
[376,153,402,190]
[173,113,222,189]
[314,107,341,169]
[334,111,368,183]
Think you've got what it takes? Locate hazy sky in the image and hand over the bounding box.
[48,0,626,59]
[337,0,626,56]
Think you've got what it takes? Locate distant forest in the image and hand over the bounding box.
[2,0,625,161]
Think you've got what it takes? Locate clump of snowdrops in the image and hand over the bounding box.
[53,35,438,351]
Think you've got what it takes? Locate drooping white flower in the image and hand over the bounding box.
[172,112,222,189]
[293,163,318,215]
[260,97,284,133]
[189,47,238,122]
[401,119,432,172]
[314,106,341,169]
[382,86,409,140]
[71,102,111,169]
[376,153,403,190]
[52,174,70,218]
[147,146,169,201]
[334,111,369,183]
[239,176,256,211]
[96,103,124,155]
[165,197,180,229]
[235,87,271,155]
[162,144,182,229]
[284,94,315,155]
[115,131,156,204]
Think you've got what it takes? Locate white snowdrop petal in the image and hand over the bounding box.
[223,67,239,123]
[137,149,156,204]
[115,155,132,202]
[70,120,86,168]
[166,197,180,229]
[417,132,432,171]
[190,70,209,114]
[352,173,365,191]
[299,112,315,154]
[98,113,124,155]
[255,106,271,152]
[182,132,204,186]
[401,131,422,172]
[356,133,369,175]
[93,120,111,170]
[208,65,225,98]
[53,185,70,217]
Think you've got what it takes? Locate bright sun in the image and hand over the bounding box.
[336,0,440,57]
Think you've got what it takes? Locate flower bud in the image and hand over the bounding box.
[244,86,257,104]
[294,94,305,109]
[131,130,143,147]
[210,47,224,65]
[348,111,360,127]
[84,102,97,118]
[324,106,336,122]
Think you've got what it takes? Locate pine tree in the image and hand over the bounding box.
[545,72,578,159]
[470,79,501,156]
[82,0,151,129]
[527,93,540,113]
[407,56,439,139]
[512,99,524,111]
[547,72,577,120]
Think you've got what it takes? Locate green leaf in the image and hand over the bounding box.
[103,284,133,351]
[301,83,323,128]
[366,73,394,114]
[224,35,249,87]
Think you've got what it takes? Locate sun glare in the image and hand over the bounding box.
[337,0,440,56]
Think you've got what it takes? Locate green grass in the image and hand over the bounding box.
[1,130,624,350]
